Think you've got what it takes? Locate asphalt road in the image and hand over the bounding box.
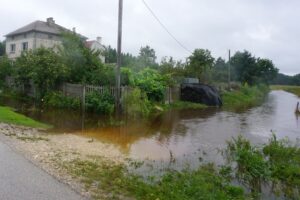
[0,140,85,200]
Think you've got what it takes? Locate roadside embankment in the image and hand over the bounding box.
[271,85,300,97]
[222,85,269,109]
[0,106,51,129]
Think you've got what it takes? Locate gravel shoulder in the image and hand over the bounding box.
[0,123,127,199]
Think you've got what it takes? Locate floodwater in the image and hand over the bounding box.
[1,91,300,169]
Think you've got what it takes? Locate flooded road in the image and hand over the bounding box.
[1,91,299,169]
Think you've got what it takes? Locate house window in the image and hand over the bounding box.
[48,35,53,39]
[22,42,28,51]
[24,34,27,38]
[10,44,16,53]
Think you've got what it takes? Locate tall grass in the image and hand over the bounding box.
[225,135,300,199]
[271,85,300,97]
[222,84,269,108]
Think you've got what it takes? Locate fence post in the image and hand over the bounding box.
[169,87,172,104]
[63,83,66,95]
[82,84,86,114]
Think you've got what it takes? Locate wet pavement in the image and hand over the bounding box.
[0,137,85,200]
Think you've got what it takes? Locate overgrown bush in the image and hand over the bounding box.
[85,90,115,115]
[133,68,168,102]
[14,48,68,98]
[43,92,80,109]
[123,88,152,118]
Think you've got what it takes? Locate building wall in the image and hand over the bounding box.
[91,42,105,63]
[6,32,62,59]
[6,33,34,59]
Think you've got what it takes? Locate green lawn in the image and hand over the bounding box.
[0,106,51,129]
[271,85,300,97]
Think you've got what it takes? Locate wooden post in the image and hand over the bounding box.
[115,0,123,114]
[228,49,231,89]
[82,84,86,114]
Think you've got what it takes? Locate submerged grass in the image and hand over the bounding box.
[53,134,300,200]
[225,134,300,199]
[222,84,269,109]
[16,135,49,142]
[0,106,51,129]
[271,85,300,97]
[163,101,208,110]
[61,156,246,200]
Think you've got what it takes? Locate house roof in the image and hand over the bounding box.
[84,41,95,49]
[84,40,105,49]
[5,20,87,39]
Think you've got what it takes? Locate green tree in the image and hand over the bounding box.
[293,74,300,85]
[186,49,215,82]
[160,56,176,75]
[15,48,68,98]
[59,32,104,84]
[231,51,278,85]
[0,55,12,87]
[256,58,278,84]
[137,45,158,69]
[272,73,294,85]
[212,57,228,82]
[231,51,258,85]
[104,45,117,64]
[0,41,5,56]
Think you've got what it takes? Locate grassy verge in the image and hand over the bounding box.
[60,156,246,200]
[162,101,208,111]
[222,85,269,109]
[271,85,300,97]
[0,106,51,129]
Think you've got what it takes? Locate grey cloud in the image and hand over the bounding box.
[0,0,299,74]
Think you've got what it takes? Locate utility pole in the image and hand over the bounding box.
[116,0,123,114]
[228,49,231,89]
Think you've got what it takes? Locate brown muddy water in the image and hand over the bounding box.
[1,91,300,171]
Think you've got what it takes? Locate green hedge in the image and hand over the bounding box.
[85,90,115,115]
[43,92,80,110]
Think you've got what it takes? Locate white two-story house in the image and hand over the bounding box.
[5,17,105,62]
[5,18,79,59]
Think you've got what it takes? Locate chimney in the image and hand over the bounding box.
[96,36,102,44]
[46,17,55,26]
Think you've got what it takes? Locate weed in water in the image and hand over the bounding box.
[16,135,49,142]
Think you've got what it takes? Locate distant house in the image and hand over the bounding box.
[5,17,87,59]
[85,37,105,63]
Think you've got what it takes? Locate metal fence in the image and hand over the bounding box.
[61,83,131,100]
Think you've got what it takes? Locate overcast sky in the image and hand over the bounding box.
[1,0,299,75]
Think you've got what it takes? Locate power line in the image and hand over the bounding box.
[141,0,192,54]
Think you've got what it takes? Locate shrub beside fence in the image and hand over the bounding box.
[4,76,181,107]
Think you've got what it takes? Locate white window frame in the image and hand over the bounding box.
[22,42,28,51]
[10,44,16,53]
